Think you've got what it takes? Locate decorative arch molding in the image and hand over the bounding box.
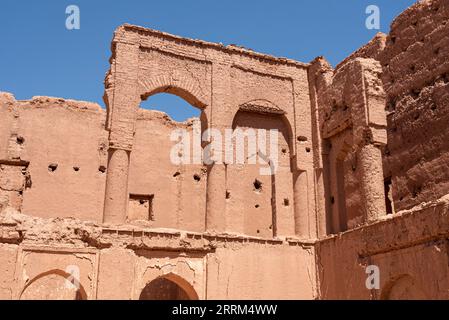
[139,75,209,109]
[140,273,199,300]
[230,107,297,237]
[19,269,88,300]
[102,24,313,231]
[232,101,294,157]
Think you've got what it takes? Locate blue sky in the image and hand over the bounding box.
[0,0,416,121]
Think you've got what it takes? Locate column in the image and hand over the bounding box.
[103,148,130,224]
[358,143,386,223]
[205,162,226,233]
[205,62,230,233]
[102,39,140,224]
[293,170,309,238]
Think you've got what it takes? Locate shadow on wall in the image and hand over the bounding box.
[228,110,294,238]
[139,273,199,300]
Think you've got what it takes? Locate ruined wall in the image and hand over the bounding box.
[308,54,388,235]
[309,0,449,230]
[0,94,207,231]
[102,24,316,239]
[315,0,449,300]
[0,93,301,235]
[380,0,449,212]
[317,198,449,300]
[0,20,321,299]
[227,111,294,238]
[0,91,317,300]
[335,0,449,213]
[17,97,107,222]
[2,0,449,300]
[0,210,317,299]
[128,110,206,232]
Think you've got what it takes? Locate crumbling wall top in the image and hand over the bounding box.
[111,23,310,69]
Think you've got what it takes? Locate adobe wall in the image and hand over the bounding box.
[1,0,449,300]
[0,95,107,221]
[332,0,449,214]
[314,0,449,299]
[380,0,449,212]
[102,24,317,240]
[0,94,209,231]
[317,196,449,299]
[0,210,317,299]
[0,92,306,236]
[129,111,206,232]
[0,20,320,299]
[0,52,317,299]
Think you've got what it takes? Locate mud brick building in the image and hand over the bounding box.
[1,0,448,299]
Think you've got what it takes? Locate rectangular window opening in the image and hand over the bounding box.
[129,194,154,221]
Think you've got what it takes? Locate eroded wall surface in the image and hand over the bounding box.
[315,0,449,300]
[380,0,449,212]
[317,199,449,299]
[1,0,449,300]
[0,26,317,299]
[0,94,208,230]
[0,210,317,299]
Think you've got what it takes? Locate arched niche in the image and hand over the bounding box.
[226,102,295,237]
[139,273,199,300]
[20,269,87,300]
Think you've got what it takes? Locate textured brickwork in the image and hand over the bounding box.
[0,0,449,300]
[315,0,449,300]
[380,0,449,212]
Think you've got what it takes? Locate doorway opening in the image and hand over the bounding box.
[139,276,198,300]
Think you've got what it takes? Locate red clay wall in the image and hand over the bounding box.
[316,0,449,299]
[0,210,317,299]
[317,200,449,299]
[2,0,449,300]
[380,0,449,212]
[0,91,307,236]
[341,0,449,212]
[0,94,207,231]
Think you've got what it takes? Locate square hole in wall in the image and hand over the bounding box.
[128,194,154,221]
